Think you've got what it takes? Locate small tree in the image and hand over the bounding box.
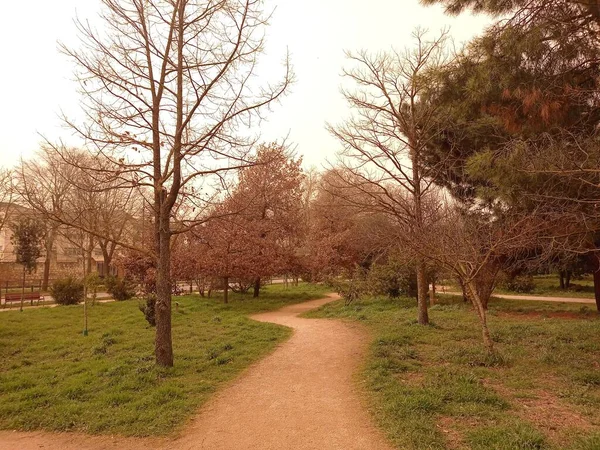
[10,218,45,311]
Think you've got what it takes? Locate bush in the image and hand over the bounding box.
[51,278,84,305]
[367,261,418,298]
[502,275,535,293]
[139,294,156,326]
[105,276,137,301]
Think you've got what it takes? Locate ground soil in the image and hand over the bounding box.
[0,294,393,450]
[487,381,597,446]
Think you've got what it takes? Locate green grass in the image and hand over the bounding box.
[306,294,600,450]
[496,274,596,299]
[0,282,328,436]
[446,274,597,299]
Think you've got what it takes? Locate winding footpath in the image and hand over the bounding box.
[0,294,393,450]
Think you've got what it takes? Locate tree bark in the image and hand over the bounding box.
[473,259,499,310]
[253,277,260,298]
[86,235,94,276]
[20,266,26,312]
[100,245,113,277]
[42,230,55,291]
[565,271,572,289]
[559,271,565,289]
[416,262,429,325]
[466,281,495,353]
[223,276,229,304]
[593,267,600,312]
[429,276,436,306]
[586,253,600,312]
[155,225,173,367]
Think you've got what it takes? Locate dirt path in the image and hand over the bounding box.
[0,294,393,450]
[442,290,596,304]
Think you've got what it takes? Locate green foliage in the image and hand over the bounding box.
[499,274,536,293]
[50,278,84,305]
[10,218,45,274]
[105,276,136,301]
[367,260,418,298]
[138,294,156,327]
[0,283,329,436]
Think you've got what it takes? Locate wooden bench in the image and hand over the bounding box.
[4,292,43,304]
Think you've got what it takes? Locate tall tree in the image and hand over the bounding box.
[17,149,76,290]
[417,0,600,308]
[328,29,450,325]
[56,0,291,366]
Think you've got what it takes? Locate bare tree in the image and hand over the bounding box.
[413,205,543,353]
[327,29,450,325]
[56,0,291,366]
[0,169,14,233]
[17,148,76,290]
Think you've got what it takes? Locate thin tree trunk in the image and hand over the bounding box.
[416,262,429,325]
[429,276,436,306]
[253,277,260,298]
[559,271,565,290]
[42,229,55,291]
[223,276,229,304]
[155,227,173,367]
[20,266,26,312]
[101,246,112,277]
[466,281,494,353]
[593,268,600,313]
[565,271,572,289]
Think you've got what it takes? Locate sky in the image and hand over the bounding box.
[0,0,490,170]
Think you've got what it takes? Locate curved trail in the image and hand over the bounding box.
[0,294,393,450]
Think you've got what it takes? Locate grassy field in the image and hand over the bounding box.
[306,294,600,450]
[495,274,596,299]
[0,283,328,436]
[444,274,597,299]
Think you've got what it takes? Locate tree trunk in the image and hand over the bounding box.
[429,276,436,306]
[565,271,572,289]
[559,271,565,289]
[86,235,94,276]
[223,276,229,304]
[155,227,173,367]
[458,278,469,303]
[101,246,112,277]
[253,277,260,298]
[416,262,429,325]
[474,259,499,310]
[42,228,56,291]
[20,266,26,312]
[466,281,494,353]
[593,267,600,312]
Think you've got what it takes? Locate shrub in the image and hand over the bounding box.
[105,276,137,301]
[139,294,156,326]
[367,262,418,298]
[501,275,535,293]
[51,278,84,305]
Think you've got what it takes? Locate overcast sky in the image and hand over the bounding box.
[0,0,489,169]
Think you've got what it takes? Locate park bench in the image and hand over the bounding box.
[4,292,43,305]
